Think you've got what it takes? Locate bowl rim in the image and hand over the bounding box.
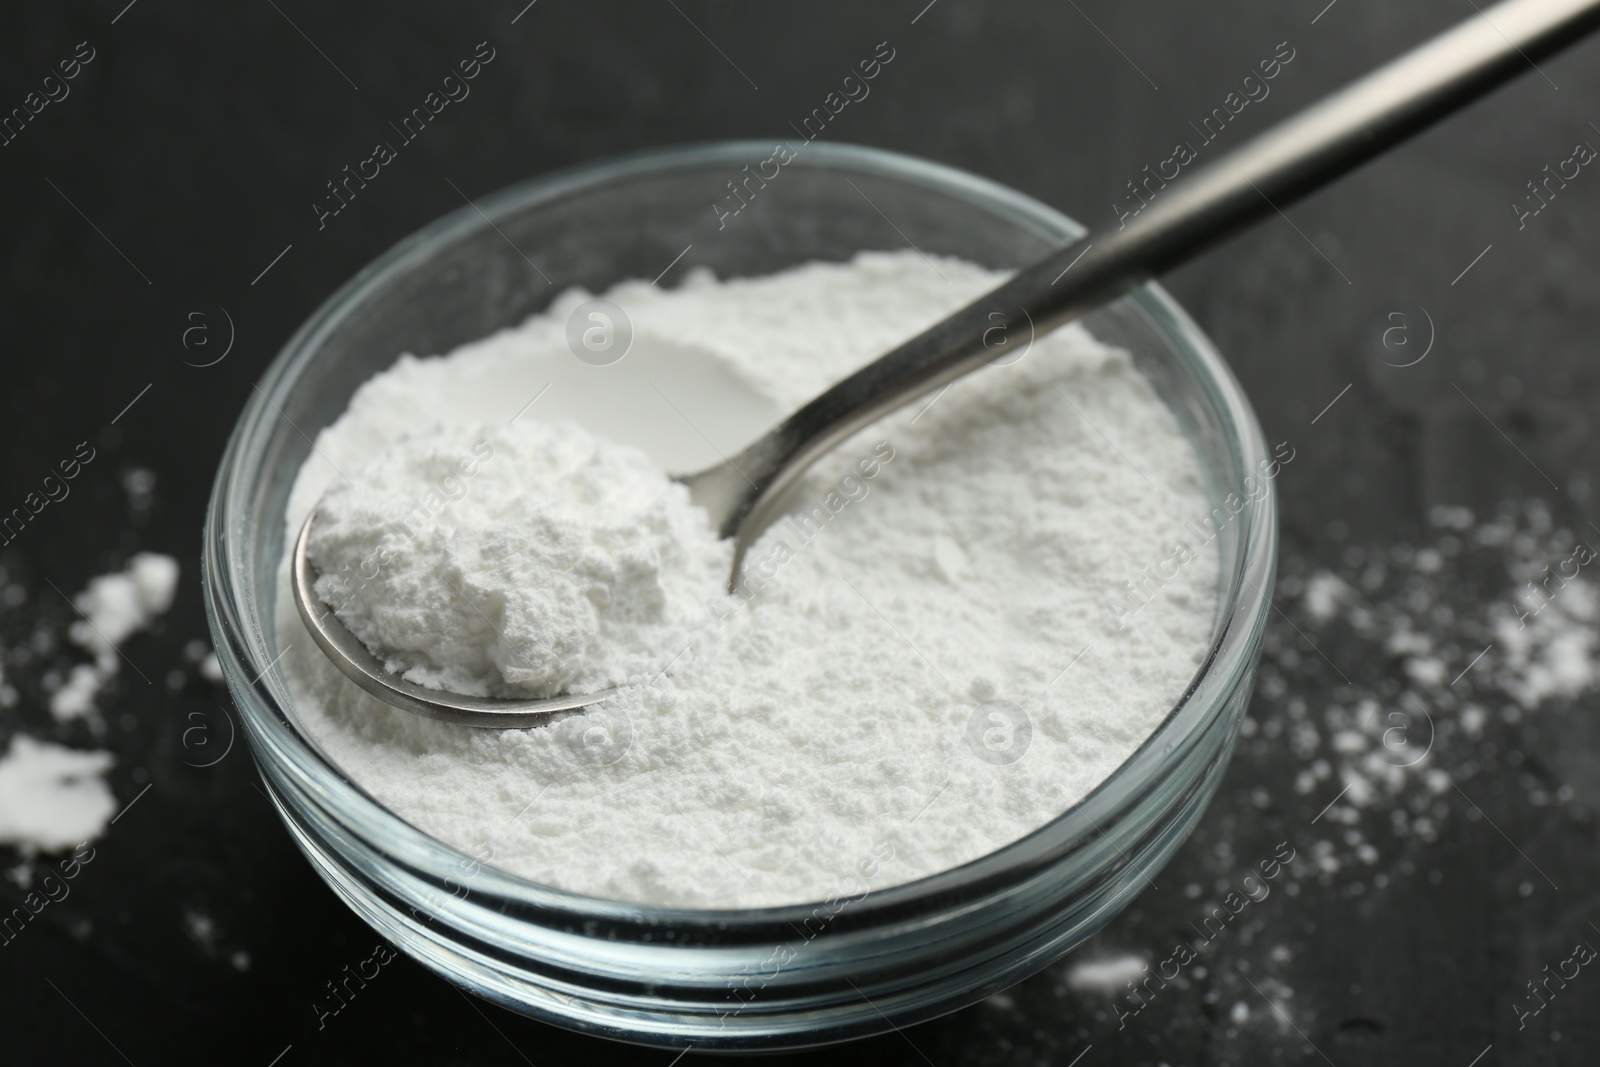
[203,138,1276,930]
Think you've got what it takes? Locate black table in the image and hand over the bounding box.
[4,2,1598,1063]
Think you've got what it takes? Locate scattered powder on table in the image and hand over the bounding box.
[1248,500,1600,887]
[1044,501,1600,1047]
[0,553,179,857]
[50,552,179,722]
[276,251,1221,907]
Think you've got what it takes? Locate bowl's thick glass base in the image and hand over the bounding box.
[263,683,1246,1050]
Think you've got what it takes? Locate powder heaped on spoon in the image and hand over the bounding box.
[307,419,727,698]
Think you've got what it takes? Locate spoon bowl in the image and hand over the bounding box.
[291,508,620,727]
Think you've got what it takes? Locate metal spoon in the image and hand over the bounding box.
[294,0,1600,727]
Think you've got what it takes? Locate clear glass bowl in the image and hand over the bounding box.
[202,141,1275,1051]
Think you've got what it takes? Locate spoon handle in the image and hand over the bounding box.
[688,0,1600,560]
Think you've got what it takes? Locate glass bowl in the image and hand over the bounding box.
[202,141,1275,1051]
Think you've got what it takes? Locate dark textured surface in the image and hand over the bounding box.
[2,2,1599,1064]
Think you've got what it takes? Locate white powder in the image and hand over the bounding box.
[1255,500,1600,893]
[310,421,727,697]
[1065,953,1150,993]
[0,735,115,850]
[1302,571,1350,624]
[276,252,1220,907]
[1,553,180,852]
[50,552,179,721]
[1494,576,1598,707]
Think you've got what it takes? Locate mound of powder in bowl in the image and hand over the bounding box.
[275,250,1222,908]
